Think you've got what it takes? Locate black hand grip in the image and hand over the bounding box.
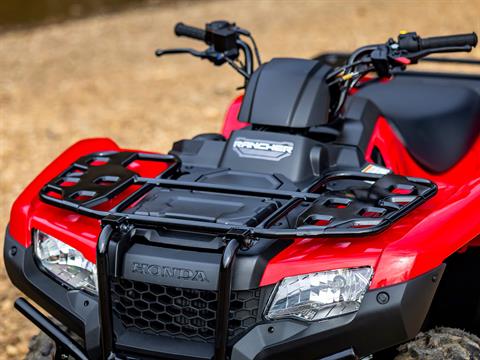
[420,32,478,50]
[174,22,206,42]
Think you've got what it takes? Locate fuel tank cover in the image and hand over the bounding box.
[221,129,325,183]
[238,58,332,128]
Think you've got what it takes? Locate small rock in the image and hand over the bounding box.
[6,345,18,357]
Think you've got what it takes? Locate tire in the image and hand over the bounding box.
[26,326,480,360]
[25,326,83,360]
[394,327,480,360]
[25,332,55,360]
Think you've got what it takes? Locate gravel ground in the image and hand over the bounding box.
[0,0,479,357]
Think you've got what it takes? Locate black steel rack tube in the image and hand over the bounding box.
[97,224,116,359]
[215,238,241,359]
[40,165,437,239]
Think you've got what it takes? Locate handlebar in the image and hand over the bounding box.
[331,30,477,117]
[158,20,259,81]
[398,32,478,51]
[174,22,206,41]
[421,32,478,49]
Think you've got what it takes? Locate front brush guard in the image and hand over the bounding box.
[14,298,89,360]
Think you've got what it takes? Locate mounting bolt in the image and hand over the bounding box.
[9,246,17,256]
[432,275,438,283]
[119,223,130,233]
[84,300,90,307]
[377,291,389,305]
[242,237,254,249]
[268,326,275,333]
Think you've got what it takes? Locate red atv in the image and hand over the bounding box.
[4,21,480,360]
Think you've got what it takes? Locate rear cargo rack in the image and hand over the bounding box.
[39,150,436,360]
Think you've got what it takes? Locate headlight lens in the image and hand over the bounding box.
[265,267,373,322]
[33,230,98,295]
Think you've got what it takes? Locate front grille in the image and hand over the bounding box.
[111,278,261,343]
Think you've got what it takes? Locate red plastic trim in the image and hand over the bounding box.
[221,95,248,138]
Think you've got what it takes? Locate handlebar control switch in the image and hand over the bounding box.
[398,32,421,52]
[371,46,392,78]
[205,21,240,61]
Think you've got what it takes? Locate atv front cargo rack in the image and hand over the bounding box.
[40,151,437,239]
[39,151,436,360]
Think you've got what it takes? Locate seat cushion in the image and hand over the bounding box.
[356,80,480,173]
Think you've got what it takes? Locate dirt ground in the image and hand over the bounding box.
[0,0,479,357]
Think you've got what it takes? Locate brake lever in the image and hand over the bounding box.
[155,47,207,58]
[403,45,473,63]
[155,47,229,66]
[369,43,473,76]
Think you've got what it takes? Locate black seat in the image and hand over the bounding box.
[356,80,480,173]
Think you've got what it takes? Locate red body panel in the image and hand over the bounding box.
[9,138,169,262]
[365,117,480,184]
[10,138,119,261]
[221,95,248,138]
[9,100,480,290]
[261,118,480,288]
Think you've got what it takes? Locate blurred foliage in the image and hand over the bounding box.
[0,0,176,31]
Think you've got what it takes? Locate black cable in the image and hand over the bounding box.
[236,39,254,76]
[246,33,262,66]
[225,57,250,79]
[326,59,367,81]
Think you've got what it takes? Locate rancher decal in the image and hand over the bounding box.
[233,137,294,161]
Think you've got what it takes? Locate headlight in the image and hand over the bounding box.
[33,230,98,295]
[265,267,373,322]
